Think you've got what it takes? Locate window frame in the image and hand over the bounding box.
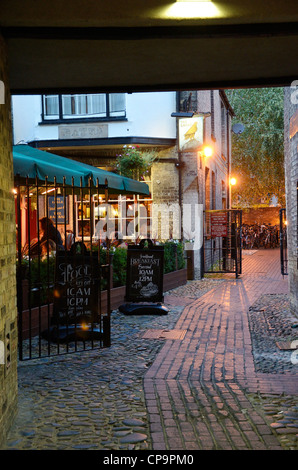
[41,93,127,124]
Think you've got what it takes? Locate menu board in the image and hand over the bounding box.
[48,196,68,224]
[52,251,99,325]
[125,242,164,303]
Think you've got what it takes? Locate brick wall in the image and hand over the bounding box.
[284,87,298,317]
[151,147,180,240]
[157,90,230,278]
[242,207,281,226]
[0,35,18,446]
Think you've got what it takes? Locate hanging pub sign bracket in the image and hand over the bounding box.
[119,239,169,315]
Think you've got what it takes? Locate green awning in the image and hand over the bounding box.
[13,144,150,196]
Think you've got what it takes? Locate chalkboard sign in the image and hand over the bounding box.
[48,196,68,224]
[52,248,99,325]
[125,239,164,303]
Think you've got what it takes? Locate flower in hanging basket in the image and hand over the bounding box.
[116,145,157,179]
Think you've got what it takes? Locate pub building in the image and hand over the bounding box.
[12,89,234,276]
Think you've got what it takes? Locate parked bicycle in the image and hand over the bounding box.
[242,223,280,249]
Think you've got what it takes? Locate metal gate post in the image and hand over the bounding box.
[239,210,243,275]
[186,248,195,280]
[16,176,23,361]
[235,220,239,279]
[279,208,288,277]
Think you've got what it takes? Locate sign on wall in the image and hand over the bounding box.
[178,116,204,151]
[211,211,228,237]
[58,123,108,140]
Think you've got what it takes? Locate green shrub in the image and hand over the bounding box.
[106,241,185,286]
[161,241,185,274]
[100,241,185,288]
[18,241,185,299]
[18,255,56,306]
[176,242,186,270]
[111,247,127,287]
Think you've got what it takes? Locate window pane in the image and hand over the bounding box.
[62,95,72,115]
[43,95,59,119]
[62,95,87,116]
[62,94,106,118]
[109,93,126,117]
[76,95,87,115]
[59,93,125,119]
[88,94,106,115]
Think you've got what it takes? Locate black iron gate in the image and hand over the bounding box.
[279,208,288,277]
[203,209,242,278]
[15,175,111,361]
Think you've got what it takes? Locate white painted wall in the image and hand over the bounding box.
[12,92,177,144]
[122,92,177,138]
[12,95,43,144]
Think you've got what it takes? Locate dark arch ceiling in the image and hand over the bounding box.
[2,0,298,93]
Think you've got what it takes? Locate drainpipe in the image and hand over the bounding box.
[176,91,183,241]
[226,109,230,209]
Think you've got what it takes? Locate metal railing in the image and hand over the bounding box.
[15,175,111,361]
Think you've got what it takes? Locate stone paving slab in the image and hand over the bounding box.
[2,249,298,451]
[144,249,298,450]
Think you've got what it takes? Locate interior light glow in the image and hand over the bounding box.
[230,177,237,186]
[41,187,56,195]
[164,1,221,19]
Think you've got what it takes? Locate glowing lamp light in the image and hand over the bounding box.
[81,323,89,331]
[230,177,237,186]
[163,1,221,19]
[203,146,213,158]
[53,289,61,298]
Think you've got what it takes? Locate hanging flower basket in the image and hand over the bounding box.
[116,145,157,179]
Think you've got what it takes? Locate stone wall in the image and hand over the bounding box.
[284,87,298,317]
[0,35,18,446]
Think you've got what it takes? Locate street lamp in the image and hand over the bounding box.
[203,146,213,158]
[229,177,237,209]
